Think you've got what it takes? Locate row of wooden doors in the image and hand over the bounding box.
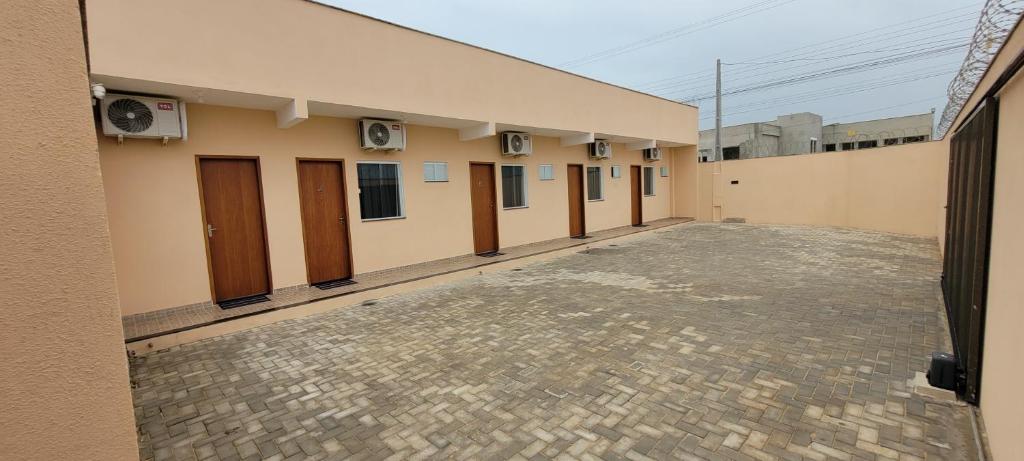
[469,163,645,253]
[199,159,647,304]
[199,158,352,303]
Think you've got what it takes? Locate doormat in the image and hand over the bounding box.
[313,279,357,290]
[571,235,592,239]
[218,295,270,310]
[477,251,505,258]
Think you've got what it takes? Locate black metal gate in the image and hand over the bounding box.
[941,96,998,405]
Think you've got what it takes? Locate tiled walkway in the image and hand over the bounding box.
[122,218,691,342]
[131,223,975,460]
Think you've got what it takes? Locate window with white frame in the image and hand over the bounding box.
[357,162,404,220]
[587,166,603,201]
[423,162,448,182]
[611,165,622,178]
[660,166,669,177]
[501,164,527,208]
[643,166,655,196]
[538,164,554,181]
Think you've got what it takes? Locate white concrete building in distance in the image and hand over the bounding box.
[699,111,934,161]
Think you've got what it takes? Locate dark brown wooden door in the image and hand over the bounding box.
[567,164,586,237]
[469,163,499,254]
[199,158,271,302]
[297,160,352,284]
[630,165,643,226]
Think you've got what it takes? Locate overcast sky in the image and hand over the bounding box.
[322,0,982,131]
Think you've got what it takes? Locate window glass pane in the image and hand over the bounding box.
[357,163,402,219]
[424,162,447,182]
[587,166,602,200]
[611,165,621,178]
[501,165,526,208]
[644,167,655,196]
[660,166,669,177]
[539,164,554,181]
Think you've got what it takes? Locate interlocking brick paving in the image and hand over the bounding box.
[131,223,975,460]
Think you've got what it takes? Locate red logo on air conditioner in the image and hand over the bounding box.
[157,102,174,110]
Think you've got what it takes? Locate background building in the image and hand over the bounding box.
[699,111,934,160]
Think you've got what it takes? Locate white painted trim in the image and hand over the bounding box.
[560,132,595,147]
[458,121,496,141]
[276,98,308,129]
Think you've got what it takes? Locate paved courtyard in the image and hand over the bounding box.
[131,223,974,461]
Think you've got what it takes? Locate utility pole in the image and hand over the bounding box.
[715,58,722,162]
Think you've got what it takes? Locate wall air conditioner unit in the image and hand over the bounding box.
[589,140,612,160]
[500,131,532,156]
[359,119,406,151]
[643,147,662,162]
[101,94,182,140]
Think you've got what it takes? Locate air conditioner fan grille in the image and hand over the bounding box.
[107,98,154,133]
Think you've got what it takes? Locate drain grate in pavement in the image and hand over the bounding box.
[218,295,270,310]
[313,279,357,290]
[477,251,505,258]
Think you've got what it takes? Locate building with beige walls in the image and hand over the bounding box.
[83,0,700,317]
[4,0,1024,459]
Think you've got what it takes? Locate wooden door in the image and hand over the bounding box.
[630,165,643,226]
[198,158,271,302]
[469,163,499,254]
[567,164,586,237]
[297,160,352,284]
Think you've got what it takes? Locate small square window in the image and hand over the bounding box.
[611,165,622,178]
[884,138,899,146]
[587,166,603,201]
[902,135,927,143]
[857,140,877,149]
[659,166,669,177]
[501,164,527,209]
[841,142,855,150]
[538,164,554,181]
[824,143,836,152]
[643,166,655,196]
[423,162,448,182]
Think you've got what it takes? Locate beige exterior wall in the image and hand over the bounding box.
[693,142,948,237]
[0,1,138,459]
[978,45,1024,461]
[85,0,696,145]
[100,104,677,315]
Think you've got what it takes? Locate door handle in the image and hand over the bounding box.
[338,217,345,223]
[207,224,217,237]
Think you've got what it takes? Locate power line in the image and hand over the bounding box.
[681,42,967,102]
[656,34,970,95]
[558,0,799,68]
[644,17,976,94]
[632,4,979,90]
[699,68,956,121]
